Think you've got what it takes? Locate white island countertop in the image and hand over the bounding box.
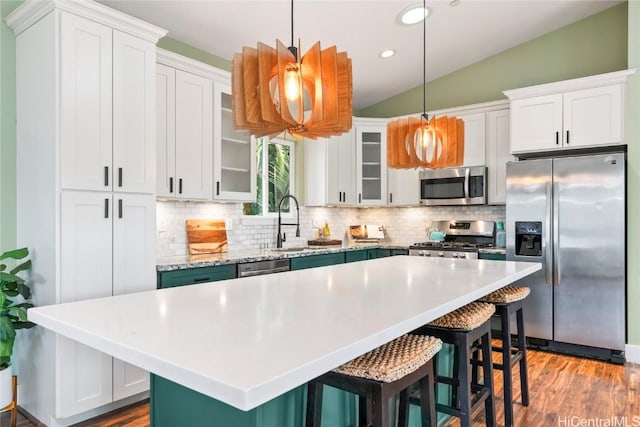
[28,257,540,411]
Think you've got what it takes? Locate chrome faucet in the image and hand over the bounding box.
[276,194,300,248]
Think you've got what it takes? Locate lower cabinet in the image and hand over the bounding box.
[290,253,346,271]
[157,264,237,289]
[377,248,409,258]
[345,249,378,263]
[478,252,506,261]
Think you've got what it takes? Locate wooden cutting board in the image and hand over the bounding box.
[186,219,228,255]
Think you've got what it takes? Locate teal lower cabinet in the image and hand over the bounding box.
[478,252,506,261]
[290,252,346,271]
[157,264,237,289]
[377,248,409,258]
[150,347,454,427]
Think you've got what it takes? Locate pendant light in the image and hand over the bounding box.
[387,0,464,169]
[231,0,353,139]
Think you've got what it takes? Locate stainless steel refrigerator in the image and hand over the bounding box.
[506,152,625,359]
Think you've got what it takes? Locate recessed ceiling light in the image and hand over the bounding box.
[400,4,430,25]
[380,49,395,59]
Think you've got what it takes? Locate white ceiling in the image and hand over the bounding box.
[100,0,623,110]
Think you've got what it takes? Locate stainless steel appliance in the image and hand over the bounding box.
[409,220,495,259]
[419,166,486,206]
[506,152,625,361]
[237,258,290,277]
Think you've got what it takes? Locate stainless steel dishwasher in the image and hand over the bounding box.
[237,258,290,277]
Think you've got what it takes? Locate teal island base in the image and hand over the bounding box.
[150,345,453,427]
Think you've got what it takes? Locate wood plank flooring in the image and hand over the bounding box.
[4,349,639,427]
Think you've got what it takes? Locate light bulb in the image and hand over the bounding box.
[284,67,301,101]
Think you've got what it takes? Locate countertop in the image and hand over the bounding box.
[156,243,506,271]
[29,256,540,411]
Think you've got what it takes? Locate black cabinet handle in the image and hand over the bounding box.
[343,192,346,203]
[179,178,183,194]
[104,198,109,218]
[169,177,174,193]
[390,193,393,204]
[118,199,123,219]
[104,166,109,186]
[338,192,342,203]
[555,131,559,145]
[216,181,220,196]
[566,130,570,144]
[193,277,210,283]
[118,168,123,187]
[358,193,362,204]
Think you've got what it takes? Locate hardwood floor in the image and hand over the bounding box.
[4,349,639,427]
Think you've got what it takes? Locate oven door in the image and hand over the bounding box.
[419,166,486,206]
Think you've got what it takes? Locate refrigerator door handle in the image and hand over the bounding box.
[464,167,470,199]
[552,182,560,286]
[545,182,553,285]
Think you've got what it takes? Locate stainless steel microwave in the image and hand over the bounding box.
[419,166,487,206]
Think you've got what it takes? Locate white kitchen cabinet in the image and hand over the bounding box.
[157,66,213,200]
[8,1,165,423]
[60,14,156,193]
[355,120,387,206]
[387,168,420,206]
[327,131,356,205]
[505,70,634,154]
[486,109,514,205]
[458,112,486,167]
[213,82,257,201]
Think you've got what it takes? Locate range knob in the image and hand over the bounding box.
[438,252,445,258]
[418,250,425,256]
[451,253,459,258]
[425,252,432,257]
[458,253,467,259]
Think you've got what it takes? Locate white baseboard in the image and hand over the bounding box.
[625,344,640,364]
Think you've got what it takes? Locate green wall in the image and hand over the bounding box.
[158,37,230,71]
[626,1,639,346]
[0,0,20,252]
[359,3,628,117]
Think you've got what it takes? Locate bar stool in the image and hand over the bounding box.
[305,334,442,427]
[478,286,530,427]
[412,302,497,427]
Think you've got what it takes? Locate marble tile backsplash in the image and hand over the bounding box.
[156,201,506,258]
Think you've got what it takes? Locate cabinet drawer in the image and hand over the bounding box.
[377,248,409,257]
[478,252,506,261]
[157,264,237,288]
[290,253,345,271]
[345,250,368,263]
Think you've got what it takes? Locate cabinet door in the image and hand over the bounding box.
[328,131,356,205]
[156,64,176,197]
[59,191,113,417]
[387,168,419,206]
[486,110,514,205]
[175,70,213,200]
[356,126,387,206]
[563,85,622,148]
[113,31,156,194]
[213,82,257,201]
[112,194,155,399]
[458,112,486,167]
[60,13,113,192]
[510,94,563,154]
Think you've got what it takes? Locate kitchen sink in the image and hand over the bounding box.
[269,247,315,253]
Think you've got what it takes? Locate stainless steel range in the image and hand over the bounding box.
[409,220,495,259]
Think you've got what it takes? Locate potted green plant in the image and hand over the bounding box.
[0,248,34,407]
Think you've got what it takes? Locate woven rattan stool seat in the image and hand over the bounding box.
[480,286,531,304]
[428,302,495,330]
[332,334,442,383]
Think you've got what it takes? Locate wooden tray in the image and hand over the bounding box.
[307,239,342,246]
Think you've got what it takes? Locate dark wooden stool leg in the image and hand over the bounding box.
[516,306,530,407]
[499,305,514,427]
[359,395,369,427]
[420,366,436,427]
[371,383,389,427]
[456,333,472,427]
[306,381,323,427]
[398,388,409,427]
[481,329,496,427]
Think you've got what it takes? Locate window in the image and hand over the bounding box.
[243,137,295,216]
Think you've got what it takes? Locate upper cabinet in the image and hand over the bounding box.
[458,112,486,167]
[355,118,388,206]
[505,70,635,155]
[485,109,514,205]
[60,14,156,194]
[156,49,256,202]
[387,168,419,206]
[213,82,257,202]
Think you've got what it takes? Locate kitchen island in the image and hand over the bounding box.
[28,256,540,426]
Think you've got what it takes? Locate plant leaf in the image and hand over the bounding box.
[14,321,35,329]
[9,259,31,276]
[17,283,32,300]
[0,248,28,262]
[0,317,16,341]
[0,271,25,284]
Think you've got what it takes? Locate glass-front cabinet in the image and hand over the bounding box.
[213,82,257,201]
[355,119,387,206]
